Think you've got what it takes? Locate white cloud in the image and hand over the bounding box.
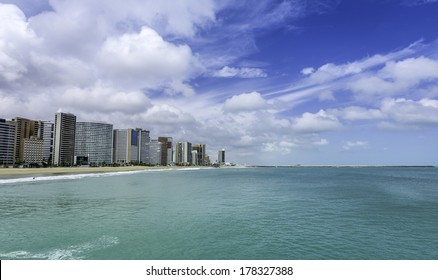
[380,98,438,126]
[262,136,329,154]
[292,110,342,133]
[139,104,196,126]
[0,3,39,82]
[348,56,438,101]
[301,67,315,75]
[98,27,201,95]
[30,0,216,40]
[223,91,268,112]
[343,141,368,151]
[59,85,151,114]
[212,66,267,78]
[263,141,297,153]
[329,106,385,121]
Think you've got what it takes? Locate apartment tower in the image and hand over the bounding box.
[53,112,76,166]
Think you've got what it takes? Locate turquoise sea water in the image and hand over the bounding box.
[0,167,437,260]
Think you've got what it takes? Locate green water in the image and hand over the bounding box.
[1,167,437,259]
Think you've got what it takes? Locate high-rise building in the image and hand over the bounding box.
[138,129,150,164]
[175,141,192,165]
[0,118,16,166]
[11,117,40,163]
[142,140,162,165]
[53,112,76,166]
[192,144,206,165]
[158,136,173,166]
[191,150,198,166]
[113,128,148,164]
[113,129,132,164]
[23,136,44,164]
[41,121,54,165]
[75,122,113,166]
[218,149,225,164]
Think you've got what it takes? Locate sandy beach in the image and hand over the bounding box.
[0,166,186,179]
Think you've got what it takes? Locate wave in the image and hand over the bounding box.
[0,235,119,260]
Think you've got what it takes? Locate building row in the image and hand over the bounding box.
[0,113,225,167]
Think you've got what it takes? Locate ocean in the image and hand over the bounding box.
[0,167,437,260]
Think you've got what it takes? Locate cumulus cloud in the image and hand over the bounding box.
[223,92,268,112]
[348,56,438,101]
[98,26,201,94]
[292,110,342,133]
[59,85,152,114]
[380,98,438,126]
[301,67,315,75]
[212,66,267,78]
[328,106,385,121]
[0,3,38,82]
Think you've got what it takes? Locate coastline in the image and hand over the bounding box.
[0,166,201,180]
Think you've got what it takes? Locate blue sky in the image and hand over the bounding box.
[1,0,438,165]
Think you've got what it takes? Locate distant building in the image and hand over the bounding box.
[113,128,148,164]
[0,119,16,165]
[142,140,162,165]
[158,136,173,166]
[138,129,151,164]
[41,121,54,165]
[75,122,113,165]
[23,136,44,165]
[113,129,133,164]
[11,117,40,163]
[192,144,206,165]
[54,112,77,166]
[218,149,225,164]
[175,141,192,165]
[191,150,198,166]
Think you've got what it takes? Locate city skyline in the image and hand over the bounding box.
[1,112,221,166]
[1,1,438,165]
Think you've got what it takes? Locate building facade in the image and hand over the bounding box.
[23,137,44,164]
[0,119,16,165]
[175,141,192,165]
[158,136,173,166]
[138,129,151,164]
[142,140,162,165]
[11,117,40,163]
[192,144,206,165]
[53,112,77,166]
[42,121,54,165]
[218,149,225,164]
[75,122,113,166]
[113,129,132,164]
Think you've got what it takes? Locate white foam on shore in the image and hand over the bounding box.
[0,167,208,185]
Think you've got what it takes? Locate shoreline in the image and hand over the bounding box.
[0,166,205,180]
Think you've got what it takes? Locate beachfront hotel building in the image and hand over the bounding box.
[53,112,77,166]
[158,136,173,166]
[192,143,206,165]
[142,140,162,165]
[10,117,40,163]
[218,149,225,164]
[23,136,44,164]
[113,129,133,164]
[175,141,192,165]
[138,129,151,163]
[113,128,148,164]
[0,118,16,165]
[75,122,113,165]
[191,150,198,165]
[42,121,54,165]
